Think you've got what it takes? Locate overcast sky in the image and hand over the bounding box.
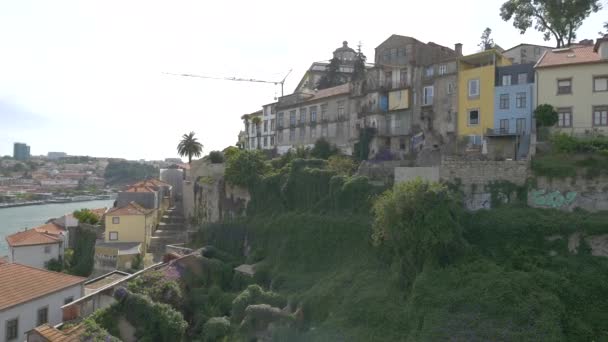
[1,0,606,160]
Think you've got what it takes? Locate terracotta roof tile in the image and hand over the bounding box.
[132,178,171,189]
[30,323,86,341]
[536,45,607,68]
[106,201,153,216]
[34,222,66,236]
[309,83,350,101]
[125,184,157,193]
[0,263,86,310]
[6,229,61,247]
[90,207,108,217]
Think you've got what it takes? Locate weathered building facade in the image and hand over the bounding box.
[503,43,552,64]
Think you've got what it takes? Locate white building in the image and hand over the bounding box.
[6,223,66,269]
[0,263,85,342]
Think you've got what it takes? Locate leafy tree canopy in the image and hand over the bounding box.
[73,209,100,225]
[372,179,465,286]
[310,138,339,160]
[177,131,204,164]
[534,104,559,127]
[317,57,346,90]
[224,150,268,188]
[479,27,495,51]
[500,0,602,47]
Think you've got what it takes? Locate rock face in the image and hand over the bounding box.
[182,160,250,224]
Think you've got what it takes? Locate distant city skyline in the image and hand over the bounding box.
[1,0,606,160]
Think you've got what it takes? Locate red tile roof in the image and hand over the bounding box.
[308,83,350,102]
[536,45,607,68]
[6,229,61,247]
[132,178,171,188]
[125,184,156,193]
[34,222,66,236]
[106,201,153,216]
[29,323,86,342]
[0,263,86,310]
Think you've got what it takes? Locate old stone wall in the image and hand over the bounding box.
[439,157,529,210]
[528,176,608,212]
[394,167,440,184]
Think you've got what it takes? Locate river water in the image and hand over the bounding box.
[0,200,115,256]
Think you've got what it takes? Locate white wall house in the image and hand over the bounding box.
[6,228,65,269]
[0,263,85,342]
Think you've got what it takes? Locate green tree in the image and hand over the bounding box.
[224,150,267,188]
[73,209,100,225]
[372,179,464,286]
[534,104,559,127]
[177,131,204,164]
[500,0,602,48]
[479,27,495,51]
[352,46,367,81]
[327,155,357,176]
[316,57,345,90]
[208,151,225,164]
[600,22,608,36]
[310,138,338,160]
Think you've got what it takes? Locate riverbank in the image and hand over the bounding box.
[0,195,116,209]
[0,199,115,256]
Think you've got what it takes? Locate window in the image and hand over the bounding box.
[264,107,269,116]
[385,71,392,88]
[399,137,406,150]
[37,307,48,326]
[64,297,74,305]
[270,136,275,146]
[278,130,283,143]
[299,108,307,124]
[500,119,509,132]
[557,108,572,127]
[383,49,390,62]
[468,109,479,125]
[557,79,572,94]
[337,101,345,119]
[534,47,541,56]
[270,119,276,131]
[502,75,512,86]
[593,106,608,126]
[517,73,528,85]
[423,86,434,106]
[337,122,344,137]
[398,48,406,57]
[109,231,118,241]
[299,127,306,139]
[399,68,407,86]
[516,118,526,134]
[6,318,18,341]
[468,79,480,97]
[499,94,509,109]
[321,124,328,137]
[310,106,317,123]
[447,82,454,95]
[594,76,608,92]
[112,217,119,224]
[278,112,284,128]
[289,111,296,126]
[438,64,447,75]
[516,92,526,108]
[44,245,51,254]
[289,127,295,141]
[310,126,317,138]
[263,120,268,132]
[263,136,268,147]
[391,48,397,59]
[320,104,327,121]
[425,67,434,77]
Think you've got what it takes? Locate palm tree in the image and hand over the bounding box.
[177,132,203,164]
[251,116,262,149]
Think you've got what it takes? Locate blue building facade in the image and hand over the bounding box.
[493,63,535,135]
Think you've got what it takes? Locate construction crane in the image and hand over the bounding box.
[163,69,292,99]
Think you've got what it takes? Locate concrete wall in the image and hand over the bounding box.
[394,167,440,184]
[116,192,158,210]
[160,169,184,202]
[0,284,83,341]
[503,44,550,64]
[104,214,153,248]
[9,243,62,269]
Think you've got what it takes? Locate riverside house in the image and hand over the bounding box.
[5,222,67,269]
[0,263,85,342]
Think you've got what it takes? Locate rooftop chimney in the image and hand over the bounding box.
[455,43,463,57]
[578,39,594,46]
[594,35,608,60]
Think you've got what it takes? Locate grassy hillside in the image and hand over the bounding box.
[187,150,608,341]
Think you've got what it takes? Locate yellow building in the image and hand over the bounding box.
[457,50,511,142]
[535,40,608,135]
[103,201,156,253]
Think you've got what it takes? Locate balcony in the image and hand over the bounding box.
[485,128,519,137]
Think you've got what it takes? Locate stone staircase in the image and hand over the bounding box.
[149,206,187,261]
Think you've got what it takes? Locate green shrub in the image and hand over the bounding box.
[224,150,268,187]
[231,285,286,323]
[310,138,338,159]
[208,151,225,164]
[81,317,121,342]
[535,104,558,127]
[127,270,183,309]
[202,317,231,342]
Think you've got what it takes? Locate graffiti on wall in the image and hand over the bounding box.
[530,189,577,208]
